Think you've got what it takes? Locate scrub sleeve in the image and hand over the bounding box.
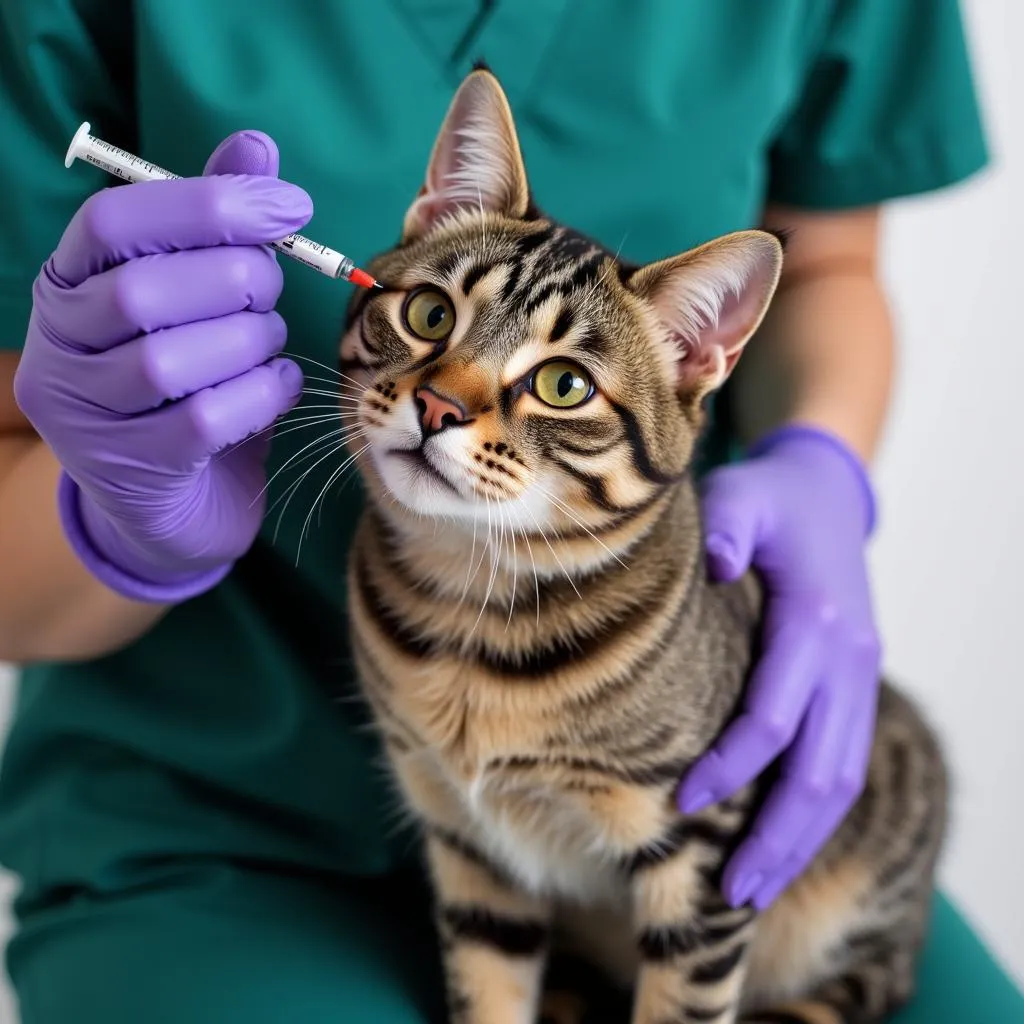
[0,2,1018,1022]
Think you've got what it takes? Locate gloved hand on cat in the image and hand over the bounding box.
[680,424,880,911]
[14,131,309,602]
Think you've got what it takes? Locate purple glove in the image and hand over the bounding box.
[14,132,311,602]
[678,424,881,911]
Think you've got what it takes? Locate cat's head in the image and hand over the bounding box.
[341,69,782,547]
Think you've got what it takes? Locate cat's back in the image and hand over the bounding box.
[745,678,947,1009]
[839,678,948,873]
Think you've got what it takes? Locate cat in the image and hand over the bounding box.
[338,67,947,1024]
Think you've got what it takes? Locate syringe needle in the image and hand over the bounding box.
[64,121,380,289]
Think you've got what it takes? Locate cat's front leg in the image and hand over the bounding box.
[426,829,552,1024]
[629,827,757,1024]
[392,756,552,1024]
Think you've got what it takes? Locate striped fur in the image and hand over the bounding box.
[338,70,947,1024]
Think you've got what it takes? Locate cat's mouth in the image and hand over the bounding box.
[387,447,462,496]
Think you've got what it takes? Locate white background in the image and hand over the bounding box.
[0,0,1021,1018]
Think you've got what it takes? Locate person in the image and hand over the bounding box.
[0,2,1019,1022]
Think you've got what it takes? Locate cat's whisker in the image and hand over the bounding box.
[229,411,345,454]
[289,353,370,391]
[312,386,366,402]
[464,498,494,613]
[320,455,364,528]
[280,409,347,423]
[334,369,374,390]
[505,513,518,631]
[268,437,351,541]
[466,496,499,642]
[299,381,365,400]
[458,497,481,609]
[302,387,364,401]
[291,405,364,419]
[476,500,505,637]
[295,441,373,564]
[512,523,542,627]
[234,416,350,454]
[300,370,364,388]
[269,434,369,546]
[301,455,354,549]
[273,413,348,432]
[265,420,367,477]
[273,430,369,500]
[289,352,348,378]
[298,374,365,391]
[254,425,369,511]
[521,503,582,600]
[495,509,508,586]
[296,399,362,414]
[540,488,630,570]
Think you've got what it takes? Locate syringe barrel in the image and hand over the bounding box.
[68,125,179,183]
[269,236,350,279]
[80,146,178,183]
[65,122,365,284]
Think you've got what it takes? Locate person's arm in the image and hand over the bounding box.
[679,209,888,911]
[732,204,893,462]
[680,0,988,912]
[0,0,165,662]
[0,353,169,662]
[0,4,310,665]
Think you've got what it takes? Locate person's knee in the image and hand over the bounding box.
[9,865,444,1024]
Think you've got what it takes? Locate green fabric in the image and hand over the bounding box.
[0,0,1007,1019]
[891,894,1024,1024]
[7,869,1022,1024]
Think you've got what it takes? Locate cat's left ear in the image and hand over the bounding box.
[403,69,530,242]
[628,230,784,402]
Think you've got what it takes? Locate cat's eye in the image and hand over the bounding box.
[402,288,455,343]
[530,360,593,409]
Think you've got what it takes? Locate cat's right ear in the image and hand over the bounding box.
[402,70,530,242]
[627,230,784,405]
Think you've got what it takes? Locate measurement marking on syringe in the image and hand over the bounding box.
[64,121,379,289]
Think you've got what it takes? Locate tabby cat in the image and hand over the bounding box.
[339,68,947,1024]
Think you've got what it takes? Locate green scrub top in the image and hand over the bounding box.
[1,3,1016,1023]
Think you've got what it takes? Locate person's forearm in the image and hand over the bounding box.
[731,205,894,464]
[0,436,169,662]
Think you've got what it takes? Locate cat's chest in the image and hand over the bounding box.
[392,670,669,902]
[397,656,531,770]
[476,789,626,903]
[440,744,631,903]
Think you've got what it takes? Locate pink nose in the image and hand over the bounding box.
[415,387,466,434]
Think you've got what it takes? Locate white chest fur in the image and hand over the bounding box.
[462,768,625,906]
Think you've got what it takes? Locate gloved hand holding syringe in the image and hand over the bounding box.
[65,121,381,289]
[14,125,355,604]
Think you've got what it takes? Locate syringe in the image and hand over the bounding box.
[65,122,380,289]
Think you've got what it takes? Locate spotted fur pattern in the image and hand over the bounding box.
[338,69,947,1024]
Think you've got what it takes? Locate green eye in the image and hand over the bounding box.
[403,288,455,342]
[531,360,593,409]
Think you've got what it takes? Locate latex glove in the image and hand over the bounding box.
[14,132,311,602]
[678,424,880,911]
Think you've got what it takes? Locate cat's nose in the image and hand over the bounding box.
[415,387,467,435]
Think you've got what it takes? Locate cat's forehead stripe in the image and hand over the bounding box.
[410,220,616,322]
[461,261,493,295]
